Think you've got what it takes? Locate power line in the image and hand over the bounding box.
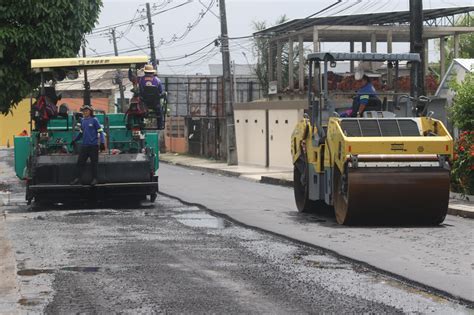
[156,0,216,48]
[158,39,217,61]
[89,1,192,34]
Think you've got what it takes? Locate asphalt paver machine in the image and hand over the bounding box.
[14,56,165,204]
[291,52,453,225]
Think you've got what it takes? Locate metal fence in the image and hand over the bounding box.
[161,75,262,160]
[162,75,263,118]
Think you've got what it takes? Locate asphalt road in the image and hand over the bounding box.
[0,149,472,313]
[158,163,474,303]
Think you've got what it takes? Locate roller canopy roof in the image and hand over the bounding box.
[31,56,149,72]
[307,52,421,62]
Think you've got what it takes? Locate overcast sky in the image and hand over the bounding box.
[85,0,474,75]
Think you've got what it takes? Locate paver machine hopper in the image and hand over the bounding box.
[291,52,453,225]
[14,56,165,204]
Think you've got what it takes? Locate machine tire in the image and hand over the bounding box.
[293,158,326,213]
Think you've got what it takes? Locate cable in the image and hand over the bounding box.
[89,1,192,34]
[158,40,217,61]
[156,0,216,48]
[121,35,150,55]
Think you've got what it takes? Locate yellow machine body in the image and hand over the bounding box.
[291,116,453,225]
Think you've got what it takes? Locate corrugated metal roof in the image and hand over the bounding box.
[254,6,474,36]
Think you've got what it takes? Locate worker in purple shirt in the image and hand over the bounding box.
[70,105,106,186]
[139,64,164,128]
[139,64,163,95]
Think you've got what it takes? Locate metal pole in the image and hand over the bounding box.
[219,0,238,165]
[111,28,126,113]
[82,45,91,106]
[146,2,157,68]
[409,0,425,99]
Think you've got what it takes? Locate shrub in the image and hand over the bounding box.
[451,131,474,195]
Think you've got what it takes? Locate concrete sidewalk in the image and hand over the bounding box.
[160,153,474,219]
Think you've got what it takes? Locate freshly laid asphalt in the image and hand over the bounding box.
[158,163,474,303]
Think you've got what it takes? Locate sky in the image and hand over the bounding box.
[85,0,474,75]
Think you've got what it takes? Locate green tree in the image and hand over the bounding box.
[253,15,304,95]
[449,72,474,132]
[0,0,103,114]
[449,73,474,195]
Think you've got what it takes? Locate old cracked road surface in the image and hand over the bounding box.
[0,150,472,314]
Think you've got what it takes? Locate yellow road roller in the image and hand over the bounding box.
[291,52,453,225]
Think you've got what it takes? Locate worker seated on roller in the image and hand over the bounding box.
[139,64,164,128]
[341,75,381,117]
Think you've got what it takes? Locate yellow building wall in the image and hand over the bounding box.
[0,99,31,147]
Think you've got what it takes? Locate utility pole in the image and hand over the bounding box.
[111,28,126,113]
[82,44,91,106]
[219,0,238,165]
[409,0,425,108]
[146,3,157,68]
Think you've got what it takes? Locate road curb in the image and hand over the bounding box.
[260,176,293,187]
[447,207,474,219]
[160,159,242,179]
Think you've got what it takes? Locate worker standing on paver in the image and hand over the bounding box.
[70,105,106,186]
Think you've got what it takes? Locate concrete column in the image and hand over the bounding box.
[267,42,273,82]
[424,39,429,75]
[440,36,446,78]
[370,33,377,53]
[350,41,355,73]
[362,41,367,52]
[313,27,320,52]
[298,35,304,91]
[453,34,460,58]
[387,30,393,53]
[387,31,393,87]
[276,41,283,92]
[288,37,294,91]
[370,33,377,70]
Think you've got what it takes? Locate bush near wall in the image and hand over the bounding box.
[451,131,474,195]
[449,73,474,195]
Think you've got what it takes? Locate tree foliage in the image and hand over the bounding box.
[0,0,103,114]
[252,15,304,96]
[449,72,474,132]
[449,73,474,195]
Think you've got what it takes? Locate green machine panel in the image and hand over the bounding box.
[145,132,160,171]
[14,136,31,179]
